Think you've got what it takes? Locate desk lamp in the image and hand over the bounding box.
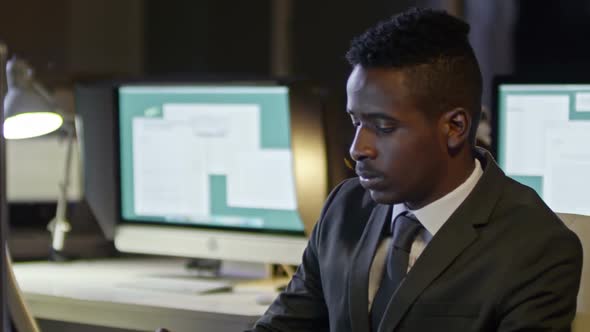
[3,55,73,260]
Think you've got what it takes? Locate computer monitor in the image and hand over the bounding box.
[111,82,328,265]
[493,77,590,216]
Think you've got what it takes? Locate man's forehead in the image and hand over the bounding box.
[346,66,411,109]
[346,66,369,93]
[347,66,410,95]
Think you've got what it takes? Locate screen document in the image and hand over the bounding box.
[118,85,305,233]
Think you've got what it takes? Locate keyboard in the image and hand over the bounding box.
[116,276,233,295]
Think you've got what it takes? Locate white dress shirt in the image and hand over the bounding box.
[368,159,484,308]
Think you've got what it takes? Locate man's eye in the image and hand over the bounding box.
[376,126,395,133]
[374,122,396,133]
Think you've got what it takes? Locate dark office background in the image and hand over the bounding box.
[3,1,590,108]
[2,0,590,259]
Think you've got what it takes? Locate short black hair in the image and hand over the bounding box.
[346,8,482,144]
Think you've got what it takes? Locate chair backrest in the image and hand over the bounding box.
[4,247,41,332]
[558,213,590,331]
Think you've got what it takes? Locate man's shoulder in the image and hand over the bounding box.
[497,176,556,222]
[474,153,565,232]
[491,176,579,244]
[473,173,583,283]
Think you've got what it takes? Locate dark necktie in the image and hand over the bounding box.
[370,213,423,330]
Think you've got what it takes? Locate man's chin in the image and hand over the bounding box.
[368,189,401,205]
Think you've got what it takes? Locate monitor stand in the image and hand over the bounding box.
[183,258,295,292]
[232,263,295,292]
[185,258,223,277]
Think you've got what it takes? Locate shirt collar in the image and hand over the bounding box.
[391,158,483,237]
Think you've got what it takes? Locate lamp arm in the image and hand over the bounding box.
[57,124,74,222]
[48,123,74,253]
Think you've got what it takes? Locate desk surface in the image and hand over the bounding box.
[14,258,274,332]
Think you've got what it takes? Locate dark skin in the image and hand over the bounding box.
[347,65,475,209]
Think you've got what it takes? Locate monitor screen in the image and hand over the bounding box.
[118,85,304,233]
[113,83,328,264]
[495,81,590,216]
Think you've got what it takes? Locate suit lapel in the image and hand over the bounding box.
[349,203,391,332]
[377,216,478,331]
[378,149,506,332]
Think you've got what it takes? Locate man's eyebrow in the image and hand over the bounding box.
[347,109,399,122]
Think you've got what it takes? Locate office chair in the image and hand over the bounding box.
[558,213,590,331]
[4,247,41,332]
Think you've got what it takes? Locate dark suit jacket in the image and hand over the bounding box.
[248,150,583,332]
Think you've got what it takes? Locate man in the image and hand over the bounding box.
[248,7,583,332]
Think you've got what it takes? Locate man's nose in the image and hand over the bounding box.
[349,126,376,162]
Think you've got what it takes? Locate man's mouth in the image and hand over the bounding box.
[356,168,384,189]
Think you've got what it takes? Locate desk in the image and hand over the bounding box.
[13,258,274,332]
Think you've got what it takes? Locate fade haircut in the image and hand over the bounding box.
[346,7,483,144]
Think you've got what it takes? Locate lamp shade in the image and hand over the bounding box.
[3,58,63,140]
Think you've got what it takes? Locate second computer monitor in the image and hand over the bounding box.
[494,78,590,216]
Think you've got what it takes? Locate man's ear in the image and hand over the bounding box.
[440,107,471,150]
